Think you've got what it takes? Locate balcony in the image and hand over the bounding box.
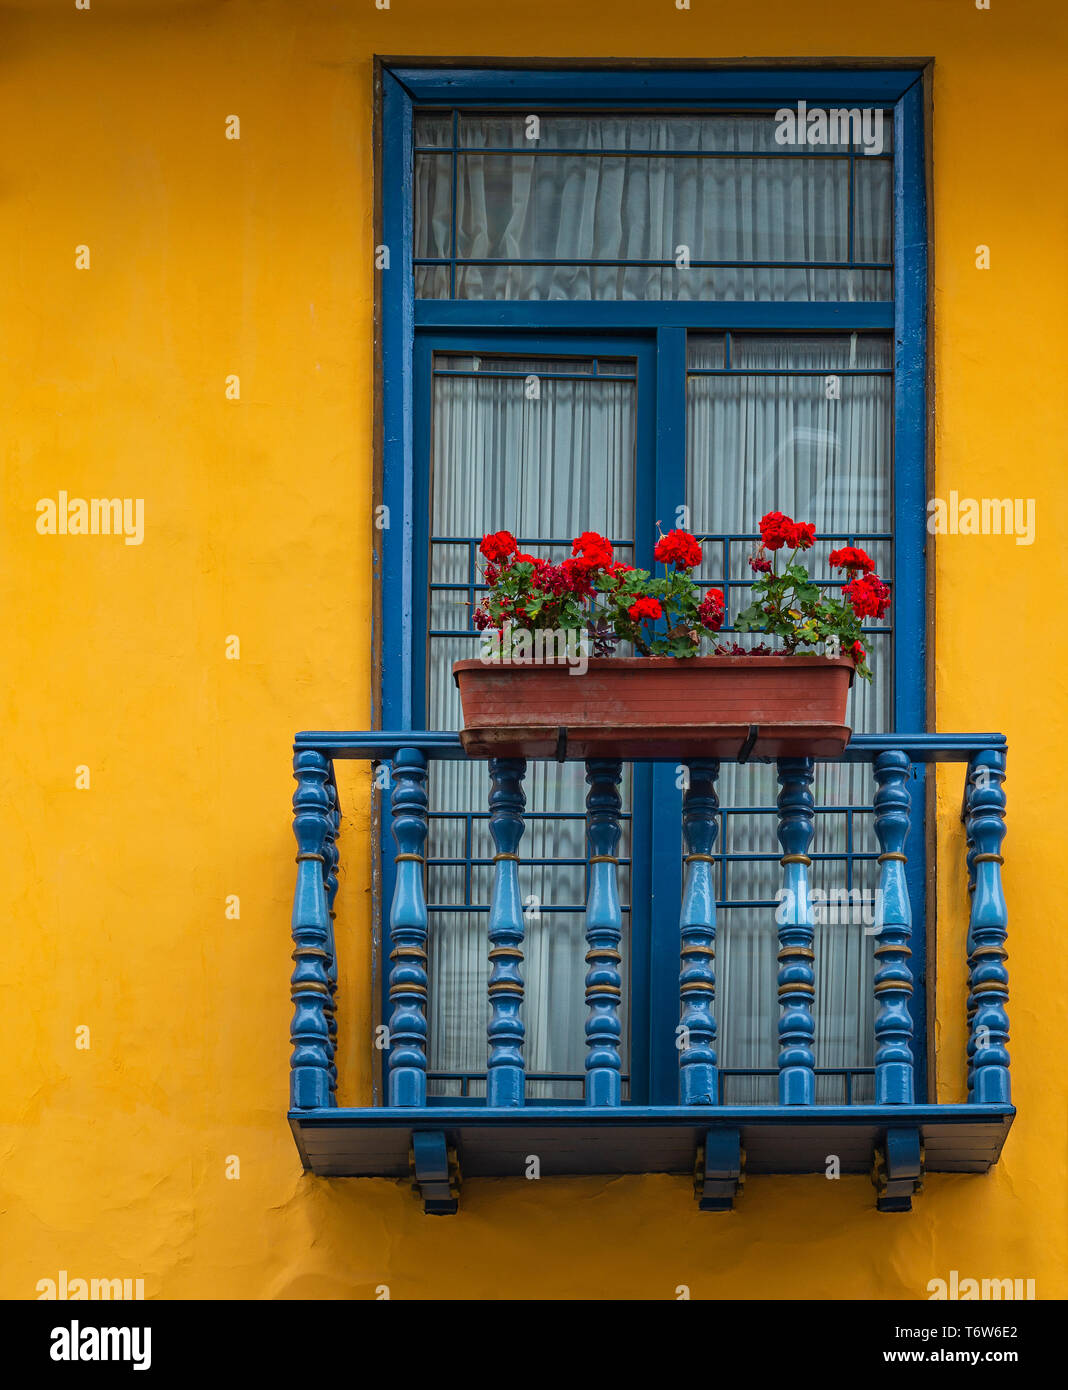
[287,730,1012,1214]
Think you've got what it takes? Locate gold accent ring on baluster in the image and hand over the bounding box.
[585,948,622,963]
[877,851,908,863]
[589,855,619,864]
[493,853,521,862]
[488,947,524,960]
[780,854,812,866]
[684,853,716,863]
[296,852,326,863]
[972,853,1004,864]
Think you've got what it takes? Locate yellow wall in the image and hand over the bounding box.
[2,0,1065,1300]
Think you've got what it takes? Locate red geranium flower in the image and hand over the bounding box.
[654,529,703,569]
[843,572,891,620]
[698,588,726,631]
[480,530,518,563]
[850,640,867,665]
[785,520,816,550]
[829,546,875,574]
[513,551,545,567]
[571,531,614,568]
[627,597,663,622]
[749,554,773,574]
[759,511,793,551]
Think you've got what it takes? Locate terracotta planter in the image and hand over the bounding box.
[453,655,854,760]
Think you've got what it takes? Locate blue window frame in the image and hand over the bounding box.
[376,65,928,1105]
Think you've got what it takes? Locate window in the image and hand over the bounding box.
[378,69,928,1107]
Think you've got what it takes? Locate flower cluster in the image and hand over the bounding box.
[475,511,889,677]
[475,527,724,658]
[734,512,890,679]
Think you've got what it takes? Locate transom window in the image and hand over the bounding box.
[413,110,893,301]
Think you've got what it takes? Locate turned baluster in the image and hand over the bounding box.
[965,751,1010,1103]
[289,749,334,1110]
[486,758,528,1107]
[387,748,430,1107]
[584,759,624,1107]
[322,781,341,1103]
[678,759,720,1105]
[776,758,817,1105]
[872,750,915,1103]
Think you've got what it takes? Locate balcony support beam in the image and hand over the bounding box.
[872,1126,924,1213]
[694,1127,744,1211]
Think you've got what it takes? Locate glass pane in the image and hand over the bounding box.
[456,112,855,153]
[426,355,638,1100]
[456,154,849,262]
[854,158,894,263]
[685,332,893,1105]
[412,112,894,302]
[447,265,891,302]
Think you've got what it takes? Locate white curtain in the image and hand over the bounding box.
[426,359,635,1098]
[686,333,892,1102]
[414,113,892,302]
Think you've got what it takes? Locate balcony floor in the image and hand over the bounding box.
[290,1103,1014,1179]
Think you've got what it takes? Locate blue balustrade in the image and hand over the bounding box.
[287,730,1014,1204]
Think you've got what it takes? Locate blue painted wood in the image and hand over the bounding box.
[379,72,416,732]
[289,750,334,1110]
[893,78,930,1100]
[387,748,430,1107]
[391,66,925,104]
[290,1101,1014,1183]
[872,750,915,1104]
[297,730,1007,763]
[775,759,817,1105]
[965,751,1010,1104]
[486,758,528,1107]
[963,771,979,1098]
[323,779,341,1104]
[678,760,720,1105]
[415,301,894,332]
[584,759,625,1107]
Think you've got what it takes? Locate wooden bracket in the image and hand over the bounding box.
[694,1128,745,1211]
[872,1127,924,1212]
[737,724,759,765]
[409,1130,461,1215]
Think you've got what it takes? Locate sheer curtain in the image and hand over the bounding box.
[414,113,892,302]
[686,334,893,1102]
[426,359,635,1098]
